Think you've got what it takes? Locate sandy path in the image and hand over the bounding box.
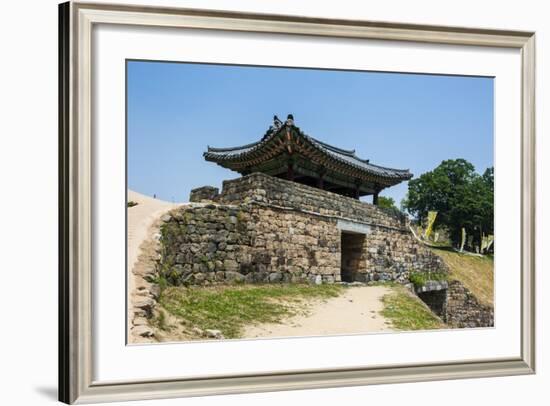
[127,190,181,338]
[127,190,180,277]
[243,286,394,339]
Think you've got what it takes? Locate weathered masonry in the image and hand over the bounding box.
[414,280,494,328]
[161,173,447,285]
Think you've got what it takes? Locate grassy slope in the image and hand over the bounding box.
[154,249,493,338]
[380,285,445,331]
[159,284,343,339]
[430,248,494,306]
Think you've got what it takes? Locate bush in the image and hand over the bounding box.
[409,271,447,289]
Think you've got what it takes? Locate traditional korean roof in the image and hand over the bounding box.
[204,115,413,193]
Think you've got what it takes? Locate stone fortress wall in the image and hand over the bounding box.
[445,281,494,328]
[162,173,447,286]
[159,173,492,328]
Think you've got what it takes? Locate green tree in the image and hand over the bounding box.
[377,196,396,209]
[403,159,493,249]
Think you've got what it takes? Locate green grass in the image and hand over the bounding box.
[408,271,448,289]
[430,248,494,306]
[366,280,399,287]
[159,284,344,339]
[381,286,445,331]
[153,309,168,331]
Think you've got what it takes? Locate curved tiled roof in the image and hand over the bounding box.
[204,119,412,183]
[300,133,412,179]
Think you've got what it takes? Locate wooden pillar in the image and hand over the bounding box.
[354,180,361,200]
[316,166,326,190]
[318,171,325,190]
[373,190,379,205]
[287,161,294,181]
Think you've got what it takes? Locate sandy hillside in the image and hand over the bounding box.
[243,285,393,339]
[127,190,180,276]
[127,190,182,341]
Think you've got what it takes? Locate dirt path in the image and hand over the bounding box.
[243,285,394,339]
[127,190,181,342]
[127,190,180,277]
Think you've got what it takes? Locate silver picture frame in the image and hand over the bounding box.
[59,1,536,403]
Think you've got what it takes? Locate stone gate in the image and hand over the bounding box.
[158,173,448,286]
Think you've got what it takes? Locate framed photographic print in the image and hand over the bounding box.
[59,1,536,404]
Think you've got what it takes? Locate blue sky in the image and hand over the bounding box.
[127,60,493,205]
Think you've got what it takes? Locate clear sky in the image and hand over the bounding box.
[127,60,493,205]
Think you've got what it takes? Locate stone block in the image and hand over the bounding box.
[189,186,219,202]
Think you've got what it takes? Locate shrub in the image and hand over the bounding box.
[409,271,447,289]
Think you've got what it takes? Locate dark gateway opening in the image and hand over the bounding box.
[340,232,366,282]
[417,290,448,320]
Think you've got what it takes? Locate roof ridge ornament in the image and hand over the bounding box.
[273,115,283,130]
[286,114,294,126]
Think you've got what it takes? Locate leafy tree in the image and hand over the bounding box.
[377,196,396,210]
[402,159,494,249]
